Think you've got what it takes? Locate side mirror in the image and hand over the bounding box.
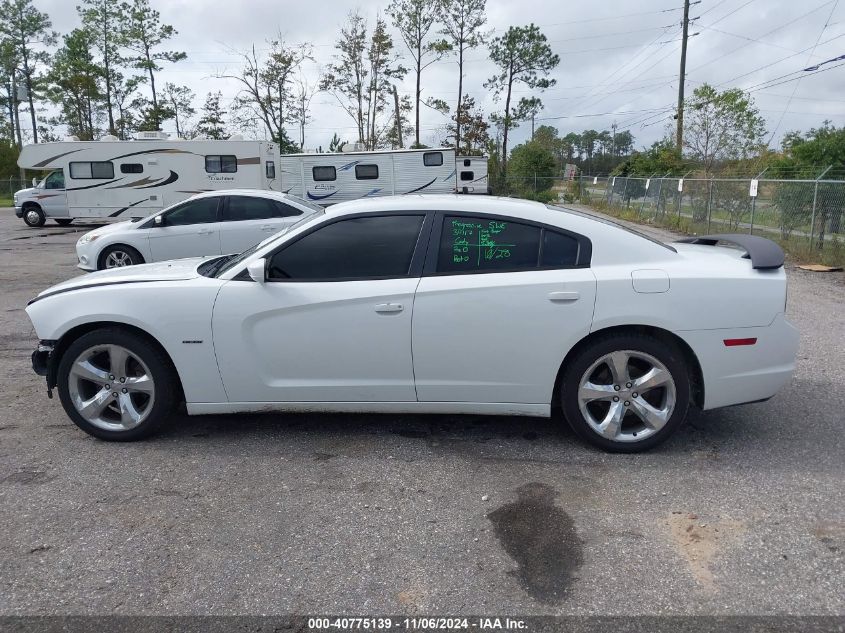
[153,215,164,227]
[31,177,38,187]
[247,258,266,284]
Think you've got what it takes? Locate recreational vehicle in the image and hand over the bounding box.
[15,132,279,226]
[279,147,490,204]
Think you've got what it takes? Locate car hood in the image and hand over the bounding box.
[79,220,136,240]
[15,187,35,198]
[31,257,206,301]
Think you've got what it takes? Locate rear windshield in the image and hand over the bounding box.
[545,204,677,252]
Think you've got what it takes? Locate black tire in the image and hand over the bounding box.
[560,333,690,453]
[98,244,144,270]
[56,328,178,441]
[55,218,73,226]
[22,205,45,227]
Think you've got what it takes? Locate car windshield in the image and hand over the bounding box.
[211,208,325,278]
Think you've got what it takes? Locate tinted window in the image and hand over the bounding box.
[273,201,303,217]
[541,230,579,267]
[423,152,443,166]
[223,196,278,222]
[205,155,237,173]
[265,160,276,179]
[312,166,336,181]
[437,215,540,274]
[120,163,144,174]
[460,171,474,181]
[268,215,424,281]
[355,164,379,180]
[164,198,219,226]
[69,161,114,179]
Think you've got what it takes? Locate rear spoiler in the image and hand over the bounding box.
[675,234,785,269]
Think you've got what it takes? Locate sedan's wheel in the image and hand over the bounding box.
[100,245,143,269]
[23,206,45,227]
[57,328,177,440]
[561,334,690,453]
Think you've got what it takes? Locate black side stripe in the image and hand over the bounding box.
[137,170,178,188]
[108,199,147,217]
[32,148,83,168]
[405,177,437,194]
[66,178,121,191]
[28,278,195,306]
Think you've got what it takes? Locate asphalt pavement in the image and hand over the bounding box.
[0,208,842,617]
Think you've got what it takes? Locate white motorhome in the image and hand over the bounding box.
[280,147,489,204]
[15,132,279,226]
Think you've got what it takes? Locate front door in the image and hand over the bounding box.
[212,213,429,403]
[148,196,223,261]
[412,213,597,404]
[39,170,68,216]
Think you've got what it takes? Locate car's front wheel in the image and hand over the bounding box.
[56,328,178,441]
[99,244,144,269]
[561,333,690,453]
[22,205,45,227]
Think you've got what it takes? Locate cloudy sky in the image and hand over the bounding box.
[36,0,845,152]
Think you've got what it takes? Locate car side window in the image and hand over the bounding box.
[541,230,580,267]
[437,215,541,274]
[267,215,424,281]
[164,198,220,226]
[273,201,303,217]
[44,170,65,189]
[223,196,278,222]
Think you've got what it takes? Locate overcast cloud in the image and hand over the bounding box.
[35,0,845,151]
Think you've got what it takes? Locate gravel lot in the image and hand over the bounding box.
[0,208,843,616]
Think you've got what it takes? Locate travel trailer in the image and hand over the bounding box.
[15,132,279,226]
[15,134,490,227]
[279,147,490,204]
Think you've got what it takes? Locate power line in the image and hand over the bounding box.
[767,0,840,144]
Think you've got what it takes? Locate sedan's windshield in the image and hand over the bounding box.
[211,208,325,278]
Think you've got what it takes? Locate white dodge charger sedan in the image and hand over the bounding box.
[74,189,322,271]
[27,195,798,452]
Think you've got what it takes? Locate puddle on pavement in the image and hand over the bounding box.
[487,482,583,604]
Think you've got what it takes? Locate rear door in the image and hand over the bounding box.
[147,196,223,261]
[412,213,597,405]
[218,195,304,254]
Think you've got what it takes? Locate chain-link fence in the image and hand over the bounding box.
[567,174,845,263]
[1,177,31,200]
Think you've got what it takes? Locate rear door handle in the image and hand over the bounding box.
[198,227,214,235]
[374,303,404,313]
[548,291,580,302]
[261,224,275,232]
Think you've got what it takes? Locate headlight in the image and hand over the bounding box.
[78,234,99,245]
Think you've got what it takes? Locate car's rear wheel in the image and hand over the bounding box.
[55,218,73,226]
[23,205,45,227]
[99,244,144,269]
[56,328,177,441]
[561,333,690,453]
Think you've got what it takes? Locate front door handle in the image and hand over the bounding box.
[374,303,404,313]
[548,291,580,302]
[261,224,275,232]
[197,227,214,235]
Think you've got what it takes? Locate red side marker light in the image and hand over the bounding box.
[723,338,757,347]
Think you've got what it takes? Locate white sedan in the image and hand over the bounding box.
[27,195,798,452]
[74,189,322,271]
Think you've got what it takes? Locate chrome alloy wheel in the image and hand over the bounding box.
[104,250,133,268]
[577,350,676,443]
[67,344,155,431]
[25,209,42,225]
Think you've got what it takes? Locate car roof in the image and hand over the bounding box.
[188,189,295,202]
[326,194,548,218]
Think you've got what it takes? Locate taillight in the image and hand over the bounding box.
[723,338,757,347]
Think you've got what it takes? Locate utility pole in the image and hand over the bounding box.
[676,0,691,154]
[531,112,536,140]
[392,85,403,149]
[611,121,617,157]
